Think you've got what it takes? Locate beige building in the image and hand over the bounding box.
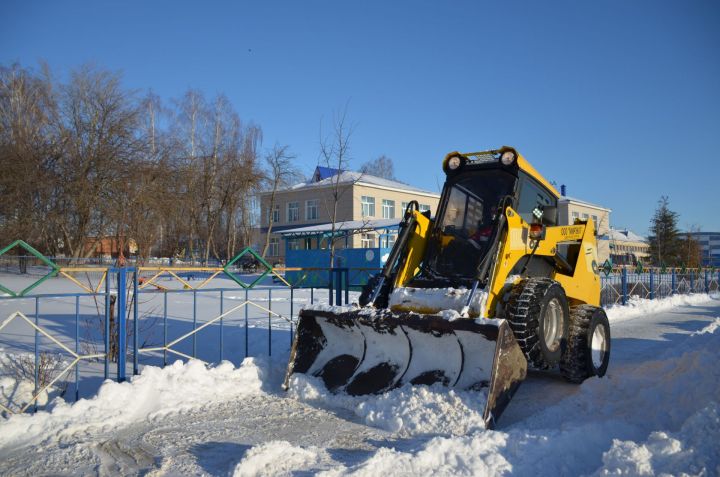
[608,228,650,265]
[259,167,440,262]
[557,194,612,262]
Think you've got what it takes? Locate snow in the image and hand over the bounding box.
[0,358,266,452]
[595,403,720,476]
[1,281,719,476]
[389,286,489,317]
[605,292,718,323]
[288,374,488,437]
[233,440,327,477]
[0,352,69,412]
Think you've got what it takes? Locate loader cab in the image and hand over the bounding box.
[418,149,559,286]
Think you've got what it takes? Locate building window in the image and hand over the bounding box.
[269,237,279,257]
[287,202,299,222]
[304,237,312,250]
[288,239,301,251]
[401,201,409,212]
[581,213,589,220]
[272,205,280,223]
[591,214,599,232]
[361,196,375,217]
[305,199,319,220]
[571,211,580,223]
[382,199,395,219]
[381,234,396,248]
[361,233,375,248]
[419,204,431,213]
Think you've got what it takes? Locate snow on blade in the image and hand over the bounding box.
[388,287,489,317]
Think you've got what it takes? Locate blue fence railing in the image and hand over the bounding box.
[600,268,719,306]
[2,254,718,416]
[0,258,353,415]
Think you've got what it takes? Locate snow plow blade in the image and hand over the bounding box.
[283,308,527,429]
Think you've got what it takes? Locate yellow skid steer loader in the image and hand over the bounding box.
[284,147,611,429]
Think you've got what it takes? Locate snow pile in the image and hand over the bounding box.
[0,358,267,451]
[0,352,70,412]
[388,287,489,317]
[233,440,326,477]
[595,403,720,476]
[317,433,513,477]
[288,374,488,436]
[606,293,717,323]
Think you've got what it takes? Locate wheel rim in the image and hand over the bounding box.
[591,325,608,368]
[543,298,563,352]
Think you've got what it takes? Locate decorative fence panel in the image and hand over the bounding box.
[600,268,719,306]
[0,242,354,415]
[2,239,719,415]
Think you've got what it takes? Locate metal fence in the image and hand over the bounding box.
[1,239,718,415]
[0,241,354,416]
[600,267,719,306]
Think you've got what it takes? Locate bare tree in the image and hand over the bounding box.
[360,154,396,180]
[319,106,359,268]
[0,63,60,251]
[261,144,300,258]
[56,65,143,261]
[218,121,263,259]
[0,62,267,264]
[682,225,703,268]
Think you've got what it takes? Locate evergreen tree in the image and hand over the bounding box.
[648,196,682,266]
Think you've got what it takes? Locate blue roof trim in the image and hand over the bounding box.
[313,166,343,182]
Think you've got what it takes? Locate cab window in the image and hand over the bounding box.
[516,175,557,226]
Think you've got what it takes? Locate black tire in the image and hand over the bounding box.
[358,274,390,308]
[560,305,611,383]
[505,278,570,370]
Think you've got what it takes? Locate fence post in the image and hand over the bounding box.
[704,269,709,293]
[133,268,139,375]
[671,269,676,295]
[244,288,249,358]
[649,269,654,300]
[75,296,80,401]
[105,272,110,380]
[335,268,342,306]
[329,269,334,306]
[344,268,349,305]
[621,267,628,306]
[690,270,694,293]
[220,289,224,362]
[117,268,127,382]
[192,289,197,358]
[290,287,294,345]
[34,297,39,413]
[163,292,168,367]
[268,288,272,356]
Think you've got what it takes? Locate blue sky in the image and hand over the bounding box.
[2,1,719,235]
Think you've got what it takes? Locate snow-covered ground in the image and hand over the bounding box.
[0,272,719,476]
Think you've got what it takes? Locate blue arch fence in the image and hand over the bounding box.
[600,268,719,306]
[0,243,718,415]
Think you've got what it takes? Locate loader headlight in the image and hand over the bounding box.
[500,150,516,166]
[447,156,462,170]
[443,152,466,174]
